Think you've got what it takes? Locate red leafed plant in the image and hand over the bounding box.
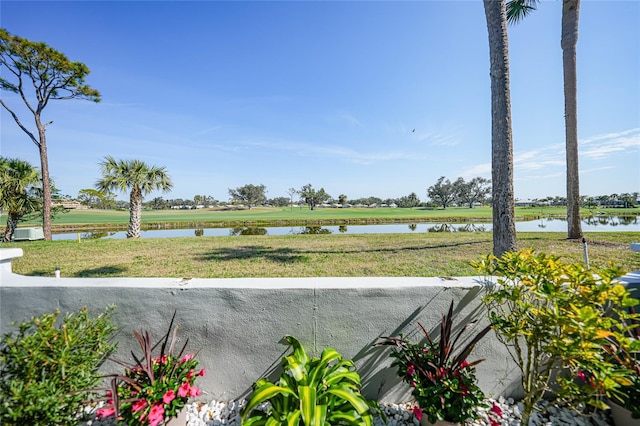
[376,301,490,424]
[93,312,205,426]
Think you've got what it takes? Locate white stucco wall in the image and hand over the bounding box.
[0,248,558,404]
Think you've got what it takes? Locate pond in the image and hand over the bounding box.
[52,216,639,240]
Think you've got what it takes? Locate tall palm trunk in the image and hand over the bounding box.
[128,187,143,238]
[484,0,517,257]
[562,0,582,239]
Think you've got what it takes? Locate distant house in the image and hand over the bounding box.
[52,201,88,209]
[514,199,536,207]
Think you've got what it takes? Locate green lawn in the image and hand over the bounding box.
[6,205,638,231]
[3,207,638,279]
[4,232,639,279]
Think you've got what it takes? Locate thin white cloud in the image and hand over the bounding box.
[337,112,363,128]
[192,126,222,137]
[244,138,421,165]
[462,127,639,180]
[461,163,491,177]
[580,131,640,159]
[580,128,640,145]
[579,165,616,174]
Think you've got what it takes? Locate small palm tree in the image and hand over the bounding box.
[0,157,41,242]
[96,156,172,238]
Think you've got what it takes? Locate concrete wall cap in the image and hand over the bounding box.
[0,248,24,262]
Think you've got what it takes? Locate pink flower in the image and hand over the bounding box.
[148,404,165,426]
[577,371,586,381]
[132,399,148,413]
[198,368,206,377]
[163,389,176,405]
[491,403,503,417]
[406,365,415,376]
[490,419,500,426]
[178,381,190,397]
[189,386,201,397]
[187,369,195,380]
[96,407,116,418]
[460,359,470,368]
[412,406,422,421]
[181,353,195,363]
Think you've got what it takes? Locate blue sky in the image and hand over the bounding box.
[1,0,638,203]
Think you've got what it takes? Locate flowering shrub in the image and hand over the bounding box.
[474,249,639,424]
[377,301,490,423]
[94,313,205,426]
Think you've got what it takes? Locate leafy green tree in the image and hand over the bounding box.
[483,0,517,256]
[287,187,298,210]
[456,177,491,208]
[228,184,267,209]
[299,184,331,210]
[95,156,173,238]
[0,29,101,240]
[268,197,290,207]
[147,196,168,210]
[0,157,41,242]
[427,176,457,209]
[192,194,216,207]
[398,192,420,208]
[338,194,348,205]
[619,193,636,208]
[77,188,115,209]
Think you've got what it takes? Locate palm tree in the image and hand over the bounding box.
[0,157,41,242]
[484,0,517,256]
[95,156,172,238]
[507,0,583,239]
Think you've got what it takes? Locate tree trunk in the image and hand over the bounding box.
[128,187,143,238]
[484,0,517,257]
[2,215,19,243]
[562,0,582,239]
[37,124,53,240]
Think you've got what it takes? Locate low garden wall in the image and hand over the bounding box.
[9,247,639,405]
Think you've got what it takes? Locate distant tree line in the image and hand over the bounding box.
[68,179,637,212]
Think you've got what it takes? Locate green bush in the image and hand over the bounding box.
[241,335,380,426]
[474,249,639,424]
[0,306,117,425]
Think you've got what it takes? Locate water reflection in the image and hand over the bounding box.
[426,223,488,233]
[297,226,332,235]
[427,224,456,233]
[229,227,268,236]
[583,215,637,227]
[458,224,488,233]
[81,231,117,239]
[51,215,639,240]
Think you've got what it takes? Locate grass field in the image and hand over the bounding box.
[3,207,638,279]
[4,232,639,279]
[5,205,639,231]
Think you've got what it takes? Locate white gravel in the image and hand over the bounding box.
[82,396,613,425]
